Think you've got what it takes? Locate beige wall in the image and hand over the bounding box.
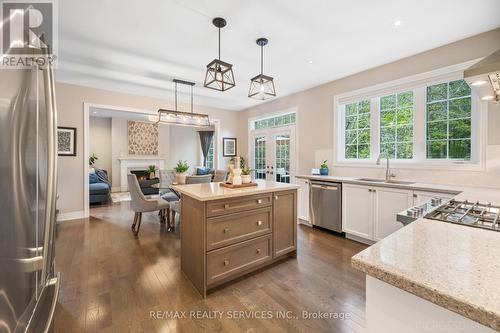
[89,117,112,179]
[56,83,240,215]
[238,28,500,188]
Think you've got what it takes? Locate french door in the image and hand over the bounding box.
[250,127,296,183]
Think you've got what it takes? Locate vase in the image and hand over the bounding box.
[149,172,155,179]
[241,175,251,184]
[175,172,187,184]
[320,168,329,176]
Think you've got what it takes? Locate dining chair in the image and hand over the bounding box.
[128,174,170,235]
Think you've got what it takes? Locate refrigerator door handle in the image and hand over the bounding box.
[15,256,44,273]
[40,52,58,282]
[25,272,61,333]
[43,273,60,333]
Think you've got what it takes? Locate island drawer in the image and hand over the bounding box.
[206,234,272,285]
[206,193,272,217]
[206,207,272,251]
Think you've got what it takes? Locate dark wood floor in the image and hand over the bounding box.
[54,201,367,333]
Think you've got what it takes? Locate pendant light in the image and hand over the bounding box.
[203,17,235,91]
[248,38,276,100]
[156,79,211,128]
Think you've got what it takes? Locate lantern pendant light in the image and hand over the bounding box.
[248,37,276,100]
[203,17,236,92]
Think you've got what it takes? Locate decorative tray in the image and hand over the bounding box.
[220,182,258,189]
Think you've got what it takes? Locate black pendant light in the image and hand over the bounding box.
[203,17,235,91]
[248,37,276,100]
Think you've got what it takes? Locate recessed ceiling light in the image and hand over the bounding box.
[471,80,487,86]
[394,20,401,27]
[308,60,313,64]
[481,95,494,101]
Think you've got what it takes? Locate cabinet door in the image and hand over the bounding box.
[273,190,297,257]
[374,187,413,241]
[413,190,455,206]
[342,184,373,240]
[296,178,310,223]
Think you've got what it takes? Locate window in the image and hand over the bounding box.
[253,113,296,130]
[426,79,471,160]
[344,100,371,159]
[380,91,414,159]
[206,139,215,169]
[336,66,482,167]
[254,137,266,179]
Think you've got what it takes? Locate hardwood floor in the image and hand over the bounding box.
[54,201,367,333]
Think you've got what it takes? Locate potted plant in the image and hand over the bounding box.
[174,160,189,184]
[241,165,254,184]
[147,165,157,179]
[89,153,98,167]
[320,160,329,176]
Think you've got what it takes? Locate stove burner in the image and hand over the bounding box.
[425,200,500,232]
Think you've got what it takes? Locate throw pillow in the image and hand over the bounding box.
[89,173,99,183]
[196,167,211,175]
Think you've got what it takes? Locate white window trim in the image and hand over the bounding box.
[333,59,488,171]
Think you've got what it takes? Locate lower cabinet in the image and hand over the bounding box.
[343,184,413,243]
[413,190,456,206]
[342,184,374,240]
[296,178,310,223]
[273,190,297,257]
[373,187,413,241]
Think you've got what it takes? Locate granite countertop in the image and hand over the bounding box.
[306,174,500,330]
[172,180,299,201]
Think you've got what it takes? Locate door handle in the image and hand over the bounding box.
[15,256,44,273]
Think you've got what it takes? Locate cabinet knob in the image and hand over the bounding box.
[413,194,417,198]
[257,199,262,204]
[223,228,229,233]
[224,204,230,209]
[257,220,263,226]
[223,260,229,266]
[256,248,261,254]
[368,189,372,192]
[274,195,279,200]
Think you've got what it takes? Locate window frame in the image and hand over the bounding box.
[334,60,487,171]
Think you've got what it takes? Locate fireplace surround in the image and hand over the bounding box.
[130,170,159,195]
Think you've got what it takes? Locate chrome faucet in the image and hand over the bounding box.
[376,154,396,182]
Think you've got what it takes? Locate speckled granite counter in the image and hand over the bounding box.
[172,180,299,201]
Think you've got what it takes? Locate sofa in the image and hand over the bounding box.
[89,169,111,204]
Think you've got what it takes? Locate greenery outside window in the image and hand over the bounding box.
[380,91,414,159]
[426,79,471,160]
[206,140,214,169]
[344,100,371,159]
[253,113,296,130]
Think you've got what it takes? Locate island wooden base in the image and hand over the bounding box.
[180,190,297,297]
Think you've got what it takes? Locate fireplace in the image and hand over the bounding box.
[130,170,159,195]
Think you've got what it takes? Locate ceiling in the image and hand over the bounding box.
[57,0,500,111]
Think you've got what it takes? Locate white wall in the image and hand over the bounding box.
[238,28,500,189]
[89,117,112,180]
[168,126,201,172]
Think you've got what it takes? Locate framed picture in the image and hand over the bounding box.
[57,127,77,156]
[222,137,237,157]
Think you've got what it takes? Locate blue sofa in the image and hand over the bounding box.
[89,169,111,204]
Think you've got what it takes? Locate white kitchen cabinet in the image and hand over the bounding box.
[296,178,310,223]
[342,184,373,240]
[412,190,456,206]
[373,187,413,241]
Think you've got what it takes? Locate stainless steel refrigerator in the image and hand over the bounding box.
[0,60,60,331]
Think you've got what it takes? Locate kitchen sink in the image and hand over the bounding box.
[355,178,415,185]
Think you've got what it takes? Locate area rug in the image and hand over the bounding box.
[111,192,131,203]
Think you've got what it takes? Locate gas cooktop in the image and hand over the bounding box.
[424,199,500,232]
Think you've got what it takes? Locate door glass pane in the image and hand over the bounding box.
[254,137,266,180]
[275,134,290,183]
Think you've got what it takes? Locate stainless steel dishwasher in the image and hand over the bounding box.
[309,181,342,232]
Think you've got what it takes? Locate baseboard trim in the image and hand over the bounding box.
[57,210,86,221]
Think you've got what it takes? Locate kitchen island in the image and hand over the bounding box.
[172,180,299,297]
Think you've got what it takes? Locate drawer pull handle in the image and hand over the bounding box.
[223,228,229,233]
[257,199,262,204]
[257,220,262,226]
[223,260,229,266]
[256,248,261,254]
[224,204,230,209]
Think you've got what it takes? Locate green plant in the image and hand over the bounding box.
[147,165,157,173]
[320,160,328,169]
[174,160,189,173]
[89,153,98,166]
[241,165,254,176]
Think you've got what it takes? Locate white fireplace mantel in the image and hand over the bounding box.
[119,156,167,191]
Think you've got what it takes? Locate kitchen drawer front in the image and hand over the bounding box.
[207,207,272,251]
[207,235,272,285]
[207,193,272,217]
